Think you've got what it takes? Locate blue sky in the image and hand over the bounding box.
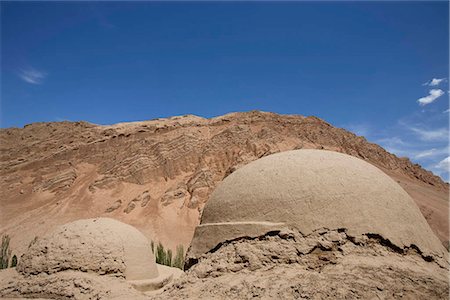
[1,1,449,179]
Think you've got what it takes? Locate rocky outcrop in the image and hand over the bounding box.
[106,200,122,213]
[1,112,445,189]
[124,191,152,213]
[32,168,77,193]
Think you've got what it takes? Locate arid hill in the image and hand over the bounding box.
[0,111,448,256]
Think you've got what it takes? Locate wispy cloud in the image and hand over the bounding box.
[377,136,408,146]
[18,67,47,84]
[409,126,448,142]
[414,147,449,159]
[435,156,450,172]
[356,113,448,180]
[342,123,370,137]
[417,89,444,106]
[376,137,412,158]
[371,77,449,181]
[377,136,448,159]
[381,146,409,158]
[422,77,447,86]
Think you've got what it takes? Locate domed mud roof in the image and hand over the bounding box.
[18,218,158,280]
[187,150,446,262]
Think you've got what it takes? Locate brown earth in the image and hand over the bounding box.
[0,111,448,256]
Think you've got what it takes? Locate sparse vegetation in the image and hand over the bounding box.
[1,234,11,269]
[11,254,18,267]
[156,242,167,265]
[173,245,185,270]
[152,240,185,270]
[166,249,173,266]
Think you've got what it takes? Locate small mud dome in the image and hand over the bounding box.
[0,218,181,299]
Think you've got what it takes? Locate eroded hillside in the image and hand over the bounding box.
[1,111,448,254]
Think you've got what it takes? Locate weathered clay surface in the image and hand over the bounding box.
[17,218,158,280]
[188,150,447,264]
[0,219,182,300]
[155,229,449,299]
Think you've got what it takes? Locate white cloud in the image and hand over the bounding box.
[409,126,448,141]
[343,123,370,137]
[377,137,448,160]
[417,89,444,106]
[368,116,448,180]
[18,67,47,84]
[422,77,447,86]
[444,109,450,113]
[414,147,449,159]
[376,137,411,157]
[435,156,450,172]
[414,149,437,159]
[377,137,407,146]
[382,147,409,158]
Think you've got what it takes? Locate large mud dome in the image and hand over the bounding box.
[0,218,181,299]
[152,150,449,299]
[187,150,446,263]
